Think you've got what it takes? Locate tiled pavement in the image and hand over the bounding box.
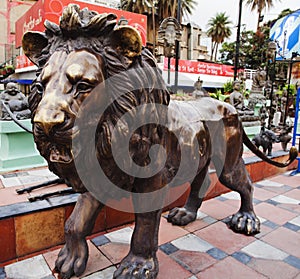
[0,170,300,278]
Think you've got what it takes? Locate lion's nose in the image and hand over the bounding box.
[34,109,65,135]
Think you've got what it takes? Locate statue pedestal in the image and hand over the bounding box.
[243,124,261,139]
[0,120,46,173]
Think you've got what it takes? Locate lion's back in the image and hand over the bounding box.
[168,98,237,125]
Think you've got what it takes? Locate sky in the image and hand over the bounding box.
[188,0,300,41]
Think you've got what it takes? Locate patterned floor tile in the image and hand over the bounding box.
[159,243,179,255]
[0,268,5,279]
[99,242,130,265]
[170,250,217,274]
[2,168,300,279]
[289,216,300,227]
[261,227,300,258]
[263,185,293,194]
[171,234,213,252]
[253,186,278,201]
[241,240,288,260]
[79,242,112,277]
[43,241,112,278]
[206,247,227,260]
[158,217,189,245]
[104,227,133,244]
[81,266,116,279]
[256,179,284,187]
[182,214,215,233]
[0,176,22,187]
[271,194,300,204]
[284,255,300,270]
[17,175,49,185]
[284,189,300,201]
[195,221,255,254]
[199,199,237,220]
[283,222,300,232]
[27,168,58,177]
[157,250,192,279]
[247,258,300,279]
[5,255,53,279]
[231,251,252,264]
[262,220,279,229]
[220,191,240,200]
[255,202,298,225]
[91,234,110,246]
[254,223,276,239]
[195,256,267,279]
[270,174,300,188]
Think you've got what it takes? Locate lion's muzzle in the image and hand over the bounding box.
[34,108,65,135]
[33,92,71,136]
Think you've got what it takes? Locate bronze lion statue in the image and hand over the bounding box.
[22,4,297,279]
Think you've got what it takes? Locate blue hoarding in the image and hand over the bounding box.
[270,9,300,60]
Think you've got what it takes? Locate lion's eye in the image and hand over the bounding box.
[35,82,44,95]
[77,82,93,92]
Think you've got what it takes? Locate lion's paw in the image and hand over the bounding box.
[113,253,158,279]
[167,207,197,226]
[54,239,88,279]
[225,211,260,235]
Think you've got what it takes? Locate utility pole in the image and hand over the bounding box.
[234,0,243,80]
[174,0,181,94]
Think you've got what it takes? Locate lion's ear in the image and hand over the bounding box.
[110,26,142,59]
[22,31,48,65]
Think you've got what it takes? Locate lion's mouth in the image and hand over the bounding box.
[50,145,73,164]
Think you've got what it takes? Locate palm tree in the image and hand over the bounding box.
[206,12,232,61]
[120,0,197,48]
[245,0,281,30]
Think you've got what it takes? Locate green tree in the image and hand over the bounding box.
[219,26,270,69]
[206,12,232,61]
[245,0,281,30]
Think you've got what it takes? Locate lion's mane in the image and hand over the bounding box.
[29,4,170,193]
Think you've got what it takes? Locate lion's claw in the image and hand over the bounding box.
[55,240,88,279]
[167,207,197,226]
[114,254,158,279]
[226,211,260,235]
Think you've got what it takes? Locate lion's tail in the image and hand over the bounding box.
[242,129,298,168]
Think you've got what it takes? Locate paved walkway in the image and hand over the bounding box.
[0,169,300,278]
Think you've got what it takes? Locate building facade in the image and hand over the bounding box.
[0,0,36,68]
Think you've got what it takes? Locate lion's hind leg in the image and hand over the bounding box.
[167,164,211,226]
[217,158,260,235]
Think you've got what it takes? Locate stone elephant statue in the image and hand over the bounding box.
[252,129,279,156]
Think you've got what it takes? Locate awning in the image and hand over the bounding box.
[161,70,232,89]
[0,79,33,84]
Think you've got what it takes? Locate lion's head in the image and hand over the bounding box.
[22,4,170,192]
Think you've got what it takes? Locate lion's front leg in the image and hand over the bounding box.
[55,192,103,279]
[114,210,161,279]
[114,177,164,279]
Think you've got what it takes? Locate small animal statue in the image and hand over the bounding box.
[252,129,278,156]
[22,5,297,279]
[277,126,293,151]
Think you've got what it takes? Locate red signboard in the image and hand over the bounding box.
[16,55,35,70]
[164,58,235,77]
[15,0,44,48]
[15,0,147,48]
